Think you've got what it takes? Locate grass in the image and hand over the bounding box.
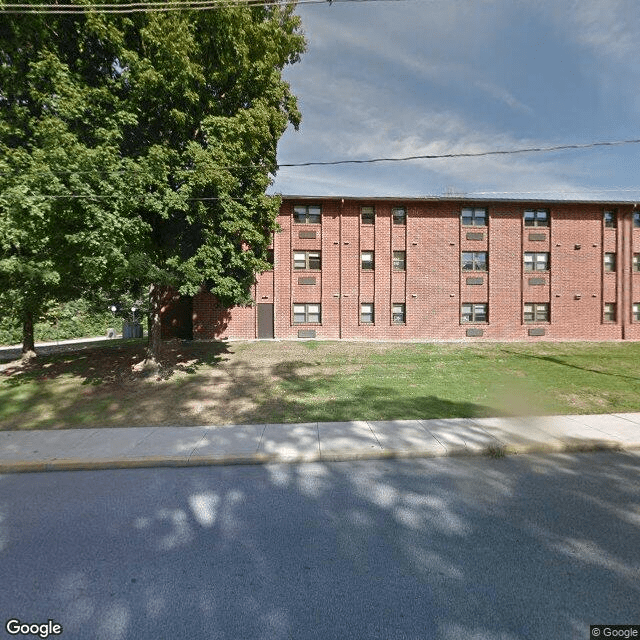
[1,340,640,430]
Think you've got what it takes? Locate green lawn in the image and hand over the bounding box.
[1,340,639,430]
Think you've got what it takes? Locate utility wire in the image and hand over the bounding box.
[0,0,329,13]
[2,138,640,178]
[277,139,640,167]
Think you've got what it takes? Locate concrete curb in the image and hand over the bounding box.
[0,439,634,474]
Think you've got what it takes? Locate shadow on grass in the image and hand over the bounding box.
[234,359,501,425]
[1,340,230,388]
[0,340,232,430]
[498,345,640,382]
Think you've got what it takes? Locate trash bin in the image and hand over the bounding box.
[122,321,143,339]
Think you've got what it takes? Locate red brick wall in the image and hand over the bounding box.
[187,197,639,342]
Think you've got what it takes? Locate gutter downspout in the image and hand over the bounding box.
[339,198,344,339]
[624,203,639,340]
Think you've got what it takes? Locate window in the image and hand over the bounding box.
[634,304,640,322]
[293,303,321,324]
[461,303,488,323]
[604,252,616,272]
[461,251,488,271]
[604,210,617,228]
[361,303,374,324]
[604,303,616,322]
[361,251,375,270]
[392,207,406,225]
[634,254,640,272]
[461,207,487,226]
[524,209,549,227]
[635,211,640,228]
[293,251,321,270]
[524,303,549,323]
[524,252,549,271]
[361,206,375,224]
[392,303,406,324]
[293,204,321,224]
[393,251,406,271]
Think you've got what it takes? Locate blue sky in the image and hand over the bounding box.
[270,0,640,200]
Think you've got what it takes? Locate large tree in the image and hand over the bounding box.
[0,8,150,354]
[0,2,305,360]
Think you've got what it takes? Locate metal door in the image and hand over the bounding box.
[257,303,274,339]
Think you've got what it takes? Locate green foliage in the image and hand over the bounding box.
[0,299,117,345]
[0,4,306,349]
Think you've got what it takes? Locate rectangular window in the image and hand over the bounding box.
[524,303,549,323]
[604,210,617,228]
[634,303,640,322]
[293,251,321,270]
[604,252,616,272]
[634,254,640,272]
[293,205,321,224]
[635,211,640,228]
[461,207,487,226]
[361,303,374,324]
[524,209,549,227]
[604,303,616,322]
[392,303,406,324]
[392,207,406,225]
[461,303,488,323]
[461,251,488,271]
[293,303,321,324]
[361,251,375,270]
[361,206,375,224]
[524,252,549,271]
[393,251,406,271]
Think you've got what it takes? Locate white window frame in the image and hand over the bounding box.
[461,251,488,271]
[392,303,406,324]
[293,205,321,224]
[461,303,488,323]
[524,303,549,323]
[604,252,616,272]
[524,252,549,271]
[361,251,375,270]
[293,303,321,324]
[461,207,487,226]
[392,207,406,225]
[524,209,549,227]
[360,303,374,324]
[293,251,321,270]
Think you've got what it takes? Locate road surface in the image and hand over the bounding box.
[0,452,638,639]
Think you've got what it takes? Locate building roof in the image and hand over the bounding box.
[280,194,640,206]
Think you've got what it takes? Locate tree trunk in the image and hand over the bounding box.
[22,310,36,358]
[146,283,163,364]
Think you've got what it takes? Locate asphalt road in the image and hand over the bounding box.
[0,452,639,640]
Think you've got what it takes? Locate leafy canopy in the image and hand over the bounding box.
[0,3,305,345]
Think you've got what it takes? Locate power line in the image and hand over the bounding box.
[0,0,329,13]
[2,138,640,178]
[277,139,640,167]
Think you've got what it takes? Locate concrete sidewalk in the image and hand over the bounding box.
[1,412,640,473]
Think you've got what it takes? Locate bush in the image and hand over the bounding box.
[0,299,136,346]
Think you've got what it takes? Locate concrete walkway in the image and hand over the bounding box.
[1,413,640,473]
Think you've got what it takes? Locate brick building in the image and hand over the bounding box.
[164,196,640,342]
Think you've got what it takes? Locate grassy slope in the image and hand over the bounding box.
[1,340,639,430]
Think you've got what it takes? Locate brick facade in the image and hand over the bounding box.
[172,196,640,342]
